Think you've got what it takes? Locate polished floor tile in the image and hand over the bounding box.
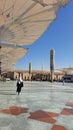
[66,101,73,107]
[61,108,73,115]
[0,81,73,130]
[29,110,56,124]
[0,106,28,115]
[51,125,67,130]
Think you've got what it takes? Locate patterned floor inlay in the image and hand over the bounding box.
[61,108,73,115]
[46,112,59,117]
[51,125,67,130]
[29,110,57,124]
[66,101,73,107]
[0,106,28,115]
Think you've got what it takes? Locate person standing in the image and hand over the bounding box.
[16,76,23,95]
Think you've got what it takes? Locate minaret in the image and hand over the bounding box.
[41,62,44,71]
[29,62,32,74]
[29,62,32,81]
[50,49,55,82]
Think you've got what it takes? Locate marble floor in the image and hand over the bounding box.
[0,81,73,130]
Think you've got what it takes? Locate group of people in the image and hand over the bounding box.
[16,76,23,95]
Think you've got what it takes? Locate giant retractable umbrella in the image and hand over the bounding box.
[0,44,28,74]
[0,0,70,76]
[0,0,70,46]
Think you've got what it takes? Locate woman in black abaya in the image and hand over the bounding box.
[16,76,23,95]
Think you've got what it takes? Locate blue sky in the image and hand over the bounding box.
[15,0,73,71]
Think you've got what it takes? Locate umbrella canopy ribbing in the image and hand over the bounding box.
[0,45,28,73]
[0,0,70,46]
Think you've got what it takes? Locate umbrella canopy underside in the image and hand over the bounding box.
[0,0,70,72]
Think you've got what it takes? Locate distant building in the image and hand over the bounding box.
[1,69,64,82]
[62,74,73,82]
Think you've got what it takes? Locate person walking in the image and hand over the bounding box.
[16,76,23,95]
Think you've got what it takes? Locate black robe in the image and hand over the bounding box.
[16,82,23,93]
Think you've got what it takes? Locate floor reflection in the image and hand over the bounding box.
[0,106,28,115]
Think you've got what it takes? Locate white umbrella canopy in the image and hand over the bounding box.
[1,63,14,72]
[0,0,70,46]
[0,44,17,56]
[0,44,28,61]
[1,47,28,63]
[0,46,28,73]
[0,0,70,74]
[1,48,27,74]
